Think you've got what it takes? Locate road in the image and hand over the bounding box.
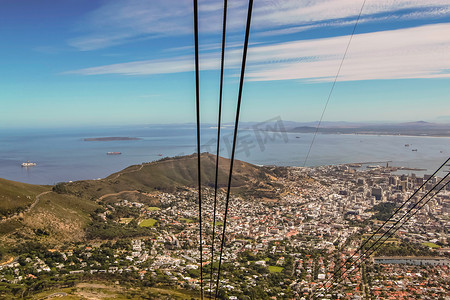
[98,190,140,201]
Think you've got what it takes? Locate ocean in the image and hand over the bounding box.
[0,124,448,185]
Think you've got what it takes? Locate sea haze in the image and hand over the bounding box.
[0,124,448,185]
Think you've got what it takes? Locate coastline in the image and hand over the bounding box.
[285,131,450,138]
[330,132,450,138]
[1,127,448,185]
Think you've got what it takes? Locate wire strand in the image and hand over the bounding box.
[313,165,450,298]
[303,0,367,167]
[317,173,449,298]
[313,157,449,295]
[362,178,449,259]
[314,168,449,298]
[210,0,228,298]
[193,0,203,298]
[214,0,253,298]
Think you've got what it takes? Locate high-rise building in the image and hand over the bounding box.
[372,187,383,201]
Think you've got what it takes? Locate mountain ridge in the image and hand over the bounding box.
[0,153,280,252]
[288,121,450,136]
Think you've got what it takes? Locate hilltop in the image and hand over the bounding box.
[57,153,278,200]
[0,153,280,252]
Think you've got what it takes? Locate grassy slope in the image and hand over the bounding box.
[0,178,49,217]
[139,218,157,227]
[0,191,100,247]
[0,153,276,249]
[63,153,271,200]
[32,284,202,300]
[0,178,100,248]
[0,154,281,298]
[21,191,100,243]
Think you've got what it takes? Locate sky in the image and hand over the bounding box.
[0,0,449,128]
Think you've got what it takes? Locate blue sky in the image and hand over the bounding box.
[1,0,449,128]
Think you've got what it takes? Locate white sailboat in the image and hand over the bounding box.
[21,160,37,167]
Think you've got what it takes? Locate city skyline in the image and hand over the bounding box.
[1,0,450,128]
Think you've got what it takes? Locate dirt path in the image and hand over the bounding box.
[109,163,145,180]
[0,257,14,266]
[0,190,51,223]
[29,191,51,211]
[98,190,140,201]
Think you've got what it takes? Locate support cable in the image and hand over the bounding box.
[214,0,253,298]
[317,173,449,298]
[312,164,450,298]
[314,157,449,295]
[303,0,367,167]
[361,177,448,259]
[193,0,203,298]
[210,0,228,298]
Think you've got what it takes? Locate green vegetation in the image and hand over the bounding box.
[422,242,440,248]
[373,241,435,256]
[87,215,150,240]
[268,266,284,273]
[0,220,22,235]
[179,218,194,223]
[139,218,158,227]
[147,206,160,211]
[369,201,397,221]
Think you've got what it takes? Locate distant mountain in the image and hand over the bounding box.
[287,121,450,137]
[143,121,449,137]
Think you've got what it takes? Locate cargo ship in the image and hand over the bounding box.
[107,152,122,155]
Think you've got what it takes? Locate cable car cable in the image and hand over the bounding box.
[210,0,228,298]
[214,0,253,298]
[303,0,367,167]
[193,0,204,297]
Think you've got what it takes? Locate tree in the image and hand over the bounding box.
[53,182,68,194]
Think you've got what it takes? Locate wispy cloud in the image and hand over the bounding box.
[66,56,195,76]
[246,23,450,82]
[69,0,194,50]
[253,7,450,38]
[66,23,450,83]
[68,0,450,51]
[253,0,450,27]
